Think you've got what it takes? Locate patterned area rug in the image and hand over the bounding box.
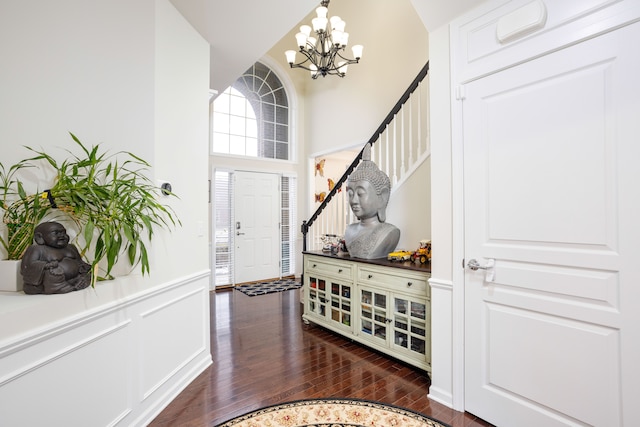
[234,278,301,296]
[214,398,450,427]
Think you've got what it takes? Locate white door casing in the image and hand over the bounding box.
[234,171,280,284]
[462,21,640,427]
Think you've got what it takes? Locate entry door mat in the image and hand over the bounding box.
[234,278,301,296]
[215,398,450,427]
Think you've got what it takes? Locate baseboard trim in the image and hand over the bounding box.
[428,386,454,408]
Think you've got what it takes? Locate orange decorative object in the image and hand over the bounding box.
[315,159,325,176]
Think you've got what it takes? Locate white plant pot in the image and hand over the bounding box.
[0,260,24,292]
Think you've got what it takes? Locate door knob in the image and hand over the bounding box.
[466,258,495,282]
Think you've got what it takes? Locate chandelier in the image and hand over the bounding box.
[285,0,363,79]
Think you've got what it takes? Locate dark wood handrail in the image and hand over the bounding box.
[301,61,430,251]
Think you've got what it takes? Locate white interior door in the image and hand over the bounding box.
[463,24,640,427]
[234,171,280,284]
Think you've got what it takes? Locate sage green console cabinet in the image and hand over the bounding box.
[303,252,431,372]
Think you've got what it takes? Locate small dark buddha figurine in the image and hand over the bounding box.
[344,143,400,259]
[21,221,92,294]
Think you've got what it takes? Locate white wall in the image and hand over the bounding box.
[425,24,458,409]
[387,159,431,250]
[0,0,155,165]
[0,0,212,424]
[0,0,209,283]
[154,0,211,280]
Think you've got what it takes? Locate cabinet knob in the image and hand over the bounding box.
[312,264,317,268]
[338,269,343,273]
[386,318,393,323]
[368,274,373,279]
[407,282,413,287]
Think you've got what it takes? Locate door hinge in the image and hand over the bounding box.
[456,85,466,101]
[462,258,465,269]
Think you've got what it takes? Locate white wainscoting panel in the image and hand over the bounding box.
[427,278,455,408]
[140,288,208,401]
[0,271,212,426]
[0,319,133,425]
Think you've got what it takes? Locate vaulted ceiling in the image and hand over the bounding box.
[169,0,486,93]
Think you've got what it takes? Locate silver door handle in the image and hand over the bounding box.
[467,259,493,270]
[467,258,495,281]
[236,231,245,236]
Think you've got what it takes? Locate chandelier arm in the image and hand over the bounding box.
[289,61,316,72]
[334,50,359,64]
[289,51,328,77]
[326,48,340,66]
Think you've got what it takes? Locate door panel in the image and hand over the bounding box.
[234,171,280,283]
[463,24,639,427]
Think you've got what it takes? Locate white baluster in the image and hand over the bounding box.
[385,124,390,181]
[392,118,398,185]
[401,105,406,177]
[424,78,430,154]
[418,80,423,154]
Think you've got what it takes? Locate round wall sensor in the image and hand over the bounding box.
[160,182,172,196]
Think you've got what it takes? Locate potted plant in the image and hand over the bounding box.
[0,132,180,290]
[0,160,50,291]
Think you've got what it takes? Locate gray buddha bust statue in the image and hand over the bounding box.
[344,143,400,259]
[21,221,92,294]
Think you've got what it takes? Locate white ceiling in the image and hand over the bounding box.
[169,0,487,93]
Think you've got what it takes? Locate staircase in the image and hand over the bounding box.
[302,61,430,251]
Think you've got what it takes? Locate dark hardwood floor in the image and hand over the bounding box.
[149,288,493,427]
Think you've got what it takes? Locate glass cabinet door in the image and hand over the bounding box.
[329,281,352,330]
[359,287,389,344]
[307,276,327,318]
[392,295,428,359]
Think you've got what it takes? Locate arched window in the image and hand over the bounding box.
[212,62,290,160]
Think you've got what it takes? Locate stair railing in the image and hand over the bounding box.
[302,61,430,252]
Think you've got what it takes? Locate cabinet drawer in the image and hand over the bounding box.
[358,266,429,298]
[305,256,353,281]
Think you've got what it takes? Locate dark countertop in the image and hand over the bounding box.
[303,250,431,274]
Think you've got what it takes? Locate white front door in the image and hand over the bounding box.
[234,171,280,284]
[463,24,640,427]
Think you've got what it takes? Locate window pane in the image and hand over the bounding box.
[262,140,275,158]
[262,103,275,122]
[214,170,233,286]
[229,115,245,137]
[263,122,274,141]
[229,135,245,155]
[246,103,257,120]
[273,88,287,106]
[239,76,253,92]
[255,62,270,80]
[276,142,288,160]
[276,124,288,142]
[246,137,258,157]
[257,83,273,99]
[276,106,288,124]
[229,94,246,116]
[213,132,229,153]
[246,118,257,138]
[263,92,275,105]
[213,92,230,113]
[213,113,229,134]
